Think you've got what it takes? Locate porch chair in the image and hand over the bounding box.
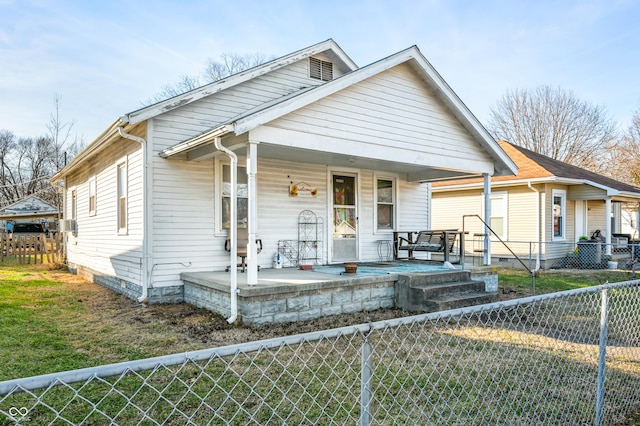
[225,228,263,272]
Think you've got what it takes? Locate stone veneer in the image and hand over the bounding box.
[182,272,397,327]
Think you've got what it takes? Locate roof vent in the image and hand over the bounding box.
[309,57,333,81]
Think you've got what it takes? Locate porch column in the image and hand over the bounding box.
[605,197,612,256]
[247,140,259,284]
[483,173,491,265]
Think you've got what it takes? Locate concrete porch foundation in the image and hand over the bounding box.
[182,266,498,326]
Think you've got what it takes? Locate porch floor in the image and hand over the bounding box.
[180,262,495,325]
[181,262,452,297]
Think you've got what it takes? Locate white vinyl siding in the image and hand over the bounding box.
[255,63,494,174]
[64,130,145,287]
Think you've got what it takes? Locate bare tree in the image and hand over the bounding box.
[488,86,618,172]
[145,52,273,105]
[46,93,83,171]
[606,108,640,185]
[0,95,82,208]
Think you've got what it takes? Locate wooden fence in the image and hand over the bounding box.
[0,232,63,264]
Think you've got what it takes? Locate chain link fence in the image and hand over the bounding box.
[1,280,639,425]
[466,237,640,274]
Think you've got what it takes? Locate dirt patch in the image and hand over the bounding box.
[39,266,523,354]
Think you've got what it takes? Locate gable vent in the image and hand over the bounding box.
[309,57,333,81]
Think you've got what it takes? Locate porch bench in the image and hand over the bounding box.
[395,230,459,263]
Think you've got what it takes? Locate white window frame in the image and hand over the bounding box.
[374,175,396,233]
[70,187,77,221]
[487,192,508,240]
[552,189,566,241]
[117,159,128,235]
[216,158,248,233]
[88,176,97,216]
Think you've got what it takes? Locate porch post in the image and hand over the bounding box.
[483,173,491,265]
[247,140,259,284]
[605,197,612,256]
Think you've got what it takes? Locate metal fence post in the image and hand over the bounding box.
[633,245,636,280]
[529,242,535,295]
[361,326,373,426]
[595,287,609,426]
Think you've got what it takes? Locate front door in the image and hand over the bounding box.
[332,174,358,262]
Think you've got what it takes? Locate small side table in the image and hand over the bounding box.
[376,240,392,262]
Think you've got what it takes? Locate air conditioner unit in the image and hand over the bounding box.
[59,219,77,233]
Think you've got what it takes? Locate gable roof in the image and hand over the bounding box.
[0,195,59,219]
[121,39,358,126]
[51,40,358,184]
[160,45,518,177]
[433,141,640,197]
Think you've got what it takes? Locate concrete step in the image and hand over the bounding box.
[397,270,471,286]
[411,280,485,300]
[423,291,498,312]
[396,270,496,313]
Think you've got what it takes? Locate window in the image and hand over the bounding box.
[88,176,96,216]
[552,189,566,240]
[488,192,507,239]
[117,162,127,232]
[222,164,248,229]
[71,189,77,220]
[309,57,333,81]
[376,178,394,231]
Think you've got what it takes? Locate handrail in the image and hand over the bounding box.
[463,214,535,291]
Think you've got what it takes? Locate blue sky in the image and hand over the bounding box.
[1,0,639,142]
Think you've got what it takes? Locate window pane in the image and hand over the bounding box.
[490,217,504,237]
[490,198,504,215]
[333,207,356,237]
[222,197,248,228]
[377,204,393,229]
[377,179,393,203]
[223,165,247,196]
[333,176,355,206]
[553,195,563,237]
[119,197,126,229]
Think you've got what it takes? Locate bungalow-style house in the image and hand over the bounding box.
[432,141,640,268]
[50,39,517,316]
[0,195,59,232]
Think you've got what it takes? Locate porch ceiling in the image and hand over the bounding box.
[184,140,483,183]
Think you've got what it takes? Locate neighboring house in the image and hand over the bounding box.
[50,39,517,304]
[0,195,59,232]
[432,141,640,267]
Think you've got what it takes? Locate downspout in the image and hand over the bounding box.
[117,127,150,303]
[214,136,239,324]
[483,174,491,265]
[527,182,541,272]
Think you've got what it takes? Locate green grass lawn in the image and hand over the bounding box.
[0,264,207,382]
[0,263,638,424]
[0,263,636,382]
[497,268,636,295]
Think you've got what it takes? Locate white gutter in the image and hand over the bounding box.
[214,136,239,324]
[527,182,541,272]
[159,124,234,158]
[117,127,151,303]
